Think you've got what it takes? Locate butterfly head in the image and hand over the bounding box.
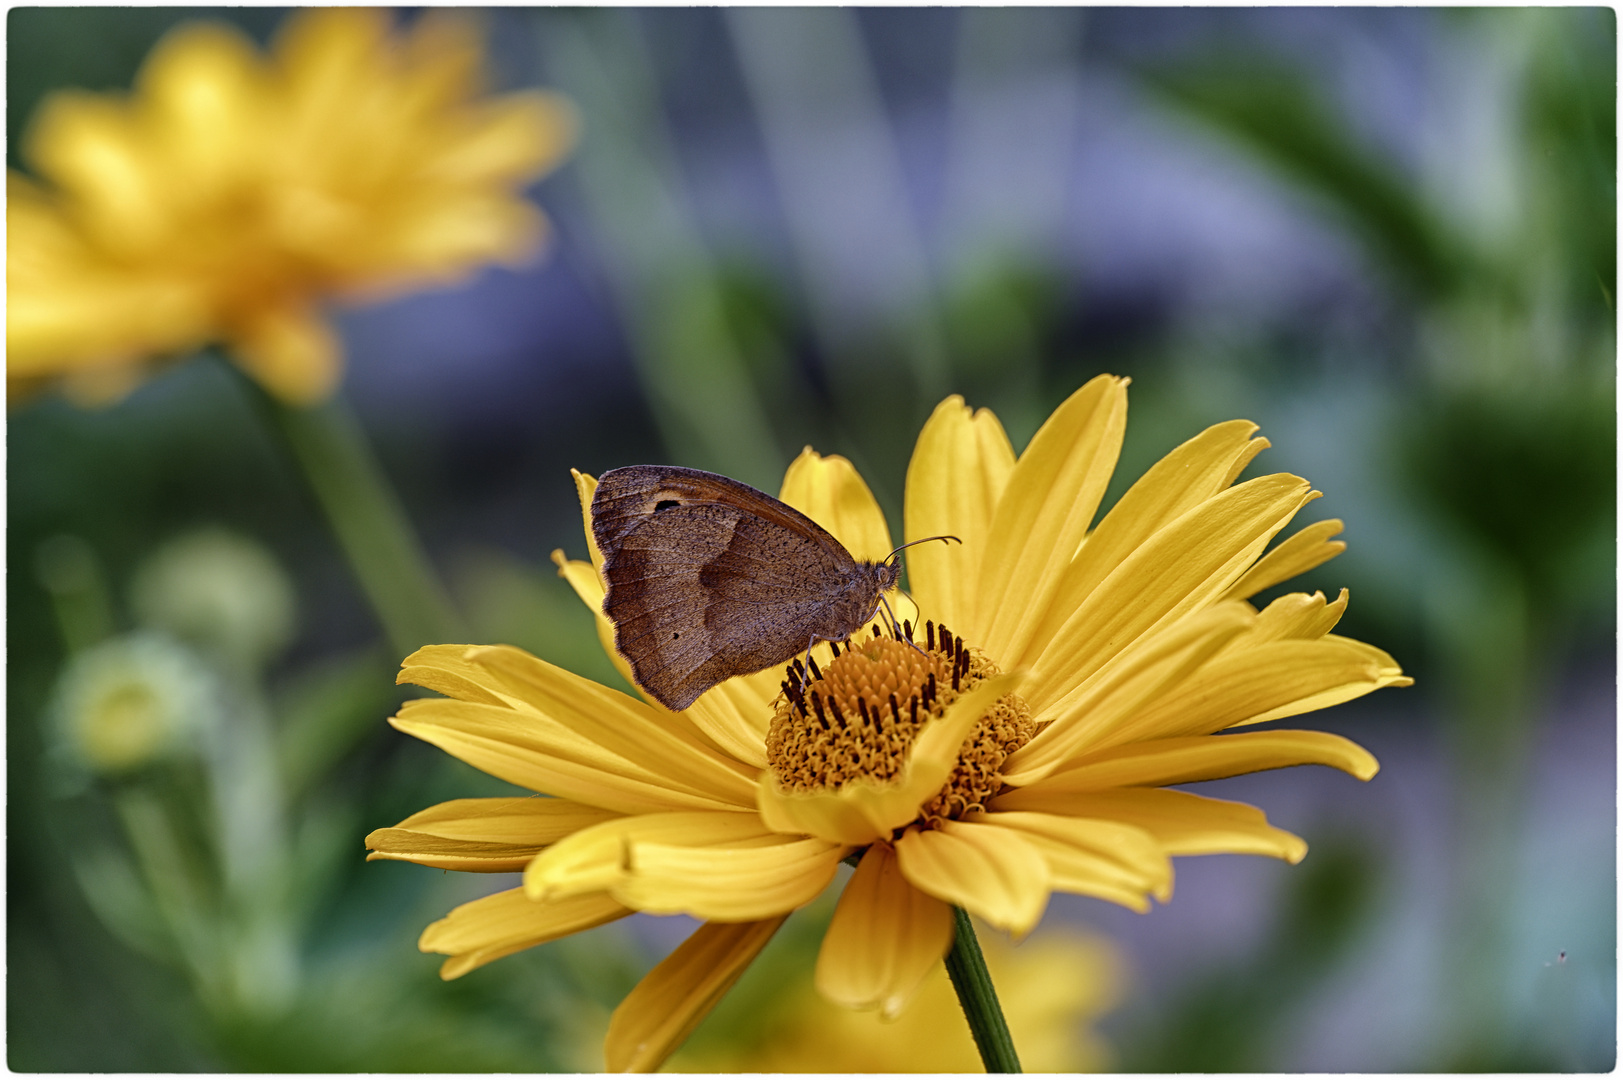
[856,535,962,627]
[873,556,903,593]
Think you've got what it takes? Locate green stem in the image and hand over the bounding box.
[243,377,465,658]
[944,905,1022,1073]
[34,534,116,653]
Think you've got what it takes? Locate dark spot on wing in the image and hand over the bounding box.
[655,499,680,512]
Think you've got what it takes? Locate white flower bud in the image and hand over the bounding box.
[130,528,296,671]
[51,633,219,774]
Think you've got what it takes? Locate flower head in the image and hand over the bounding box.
[130,526,297,672]
[51,632,219,774]
[367,376,1409,1071]
[8,8,577,405]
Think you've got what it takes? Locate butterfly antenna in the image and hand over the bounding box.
[878,540,957,660]
[884,535,962,564]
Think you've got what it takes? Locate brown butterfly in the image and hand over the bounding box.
[591,465,953,711]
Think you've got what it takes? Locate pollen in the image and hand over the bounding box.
[765,620,1035,828]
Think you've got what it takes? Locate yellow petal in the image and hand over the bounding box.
[605,916,788,1073]
[681,680,772,771]
[1243,588,1349,643]
[1029,473,1317,716]
[389,795,623,841]
[1003,603,1255,785]
[614,834,847,920]
[390,698,738,815]
[904,670,1024,789]
[419,887,631,979]
[1022,730,1379,793]
[1116,636,1402,743]
[466,645,760,806]
[25,93,168,252]
[395,9,481,112]
[362,832,534,873]
[7,174,206,391]
[398,642,516,706]
[1236,639,1412,726]
[894,820,1050,936]
[524,810,776,900]
[364,830,538,872]
[777,448,893,564]
[572,468,606,572]
[975,375,1128,659]
[550,550,603,611]
[365,796,622,872]
[738,664,787,706]
[985,810,1172,911]
[277,7,394,126]
[992,787,1308,864]
[815,843,955,1017]
[138,20,268,196]
[902,395,1016,635]
[365,190,547,273]
[425,90,579,185]
[5,223,208,382]
[757,672,1022,844]
[550,548,644,695]
[229,303,342,406]
[277,10,464,240]
[755,780,882,846]
[1016,419,1268,668]
[1225,519,1347,600]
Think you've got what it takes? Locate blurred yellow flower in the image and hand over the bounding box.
[366,376,1410,1071]
[8,8,577,406]
[669,925,1121,1072]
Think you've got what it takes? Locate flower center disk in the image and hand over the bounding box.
[765,621,1035,826]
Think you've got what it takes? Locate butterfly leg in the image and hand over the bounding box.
[878,594,931,661]
[804,634,826,684]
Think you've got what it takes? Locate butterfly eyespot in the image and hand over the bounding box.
[654,499,680,512]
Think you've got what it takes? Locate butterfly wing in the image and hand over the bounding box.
[592,466,862,710]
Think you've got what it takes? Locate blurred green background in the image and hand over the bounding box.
[8,6,1614,1071]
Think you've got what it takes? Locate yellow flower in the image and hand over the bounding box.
[367,376,1410,1072]
[8,8,577,405]
[668,924,1121,1072]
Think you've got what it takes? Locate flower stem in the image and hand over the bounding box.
[944,905,1022,1073]
[244,378,465,658]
